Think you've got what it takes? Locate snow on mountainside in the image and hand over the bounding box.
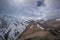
[17,18,60,40]
[0,15,60,40]
[0,15,29,40]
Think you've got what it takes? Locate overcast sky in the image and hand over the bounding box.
[0,0,60,20]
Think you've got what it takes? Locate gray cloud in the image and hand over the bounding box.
[0,0,60,20]
[40,0,60,20]
[0,0,43,19]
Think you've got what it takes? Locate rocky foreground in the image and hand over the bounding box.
[17,19,60,40]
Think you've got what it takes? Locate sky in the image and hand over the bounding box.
[0,0,60,20]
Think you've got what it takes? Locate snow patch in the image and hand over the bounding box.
[0,15,29,40]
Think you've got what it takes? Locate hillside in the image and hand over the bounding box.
[17,19,60,40]
[0,15,60,40]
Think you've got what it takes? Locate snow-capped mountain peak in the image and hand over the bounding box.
[0,15,29,40]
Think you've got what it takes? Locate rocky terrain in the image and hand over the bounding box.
[0,15,29,40]
[0,15,60,40]
[17,19,60,40]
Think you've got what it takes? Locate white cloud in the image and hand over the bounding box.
[1,0,60,21]
[0,0,46,20]
[7,0,38,7]
[39,0,60,20]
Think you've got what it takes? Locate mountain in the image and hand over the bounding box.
[17,18,60,40]
[0,15,29,40]
[0,17,8,40]
[0,15,60,40]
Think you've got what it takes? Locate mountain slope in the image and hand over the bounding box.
[0,15,60,40]
[0,15,29,40]
[17,18,60,40]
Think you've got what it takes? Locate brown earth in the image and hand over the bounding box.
[17,20,60,40]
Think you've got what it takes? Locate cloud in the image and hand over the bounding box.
[0,0,60,20]
[0,0,44,20]
[40,0,60,20]
[7,0,37,7]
